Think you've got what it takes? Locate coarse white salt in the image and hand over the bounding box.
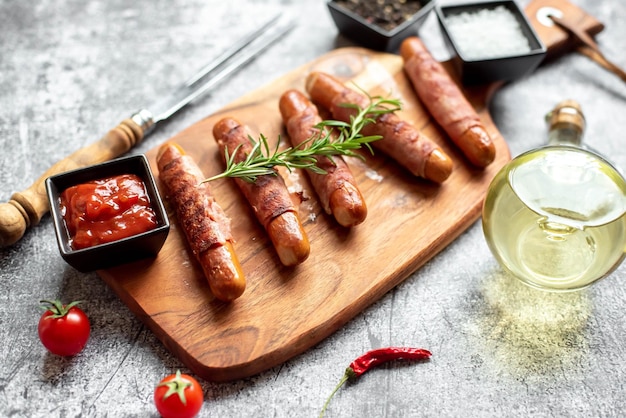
[445,5,532,60]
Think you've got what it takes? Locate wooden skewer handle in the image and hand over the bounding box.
[577,45,626,83]
[0,117,147,247]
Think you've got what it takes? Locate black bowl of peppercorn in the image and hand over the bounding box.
[327,0,435,52]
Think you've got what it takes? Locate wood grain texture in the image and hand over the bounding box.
[97,0,605,382]
[98,49,509,381]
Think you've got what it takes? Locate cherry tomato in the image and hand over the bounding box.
[37,300,90,356]
[154,370,204,418]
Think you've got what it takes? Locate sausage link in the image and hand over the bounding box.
[400,37,495,168]
[305,71,453,183]
[279,89,367,227]
[266,211,310,266]
[212,117,310,267]
[156,142,245,302]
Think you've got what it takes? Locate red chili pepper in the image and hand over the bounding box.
[319,347,432,417]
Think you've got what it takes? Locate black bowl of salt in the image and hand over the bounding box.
[436,0,546,85]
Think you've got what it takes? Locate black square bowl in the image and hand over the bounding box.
[436,0,546,85]
[327,0,435,52]
[45,154,170,272]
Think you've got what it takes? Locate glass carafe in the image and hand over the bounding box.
[482,100,626,291]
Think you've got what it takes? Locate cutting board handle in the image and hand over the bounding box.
[524,0,604,60]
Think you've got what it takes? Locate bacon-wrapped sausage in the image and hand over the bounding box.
[305,71,453,184]
[156,142,245,302]
[279,89,367,227]
[400,37,495,168]
[212,118,310,267]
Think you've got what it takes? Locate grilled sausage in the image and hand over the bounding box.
[212,117,310,266]
[305,71,453,183]
[279,89,367,227]
[156,142,246,302]
[400,37,495,168]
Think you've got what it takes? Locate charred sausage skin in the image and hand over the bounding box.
[212,118,310,267]
[305,71,453,184]
[400,37,495,168]
[279,89,368,227]
[157,142,246,302]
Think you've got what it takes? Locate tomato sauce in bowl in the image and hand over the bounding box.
[46,154,169,272]
[60,174,158,250]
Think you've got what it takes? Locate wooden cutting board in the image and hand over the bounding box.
[98,0,603,382]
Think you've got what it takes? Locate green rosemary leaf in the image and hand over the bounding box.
[204,92,402,183]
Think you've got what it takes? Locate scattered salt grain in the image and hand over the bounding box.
[365,168,384,182]
[445,5,532,60]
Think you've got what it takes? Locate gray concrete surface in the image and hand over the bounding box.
[1,0,625,417]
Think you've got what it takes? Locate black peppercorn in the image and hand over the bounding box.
[335,0,424,31]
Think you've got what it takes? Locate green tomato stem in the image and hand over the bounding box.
[39,299,81,318]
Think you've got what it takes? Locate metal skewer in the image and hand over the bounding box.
[0,13,296,247]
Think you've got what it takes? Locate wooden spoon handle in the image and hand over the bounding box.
[0,117,146,247]
[548,14,626,83]
[576,46,626,83]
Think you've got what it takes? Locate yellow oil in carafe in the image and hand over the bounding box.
[483,146,626,290]
[482,100,626,291]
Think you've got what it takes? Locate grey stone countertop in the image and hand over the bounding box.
[1,0,625,417]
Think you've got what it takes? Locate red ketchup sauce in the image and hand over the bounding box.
[60,174,158,250]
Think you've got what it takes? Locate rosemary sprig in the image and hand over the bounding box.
[204,93,402,183]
